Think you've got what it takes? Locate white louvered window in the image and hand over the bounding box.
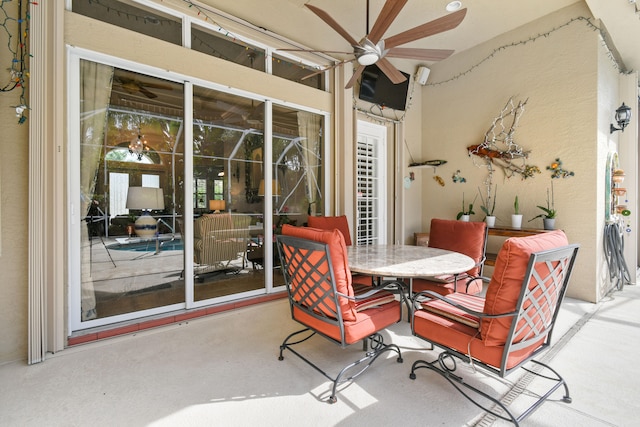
[356,121,387,245]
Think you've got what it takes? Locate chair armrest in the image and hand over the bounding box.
[336,280,404,301]
[412,290,516,319]
[462,274,490,292]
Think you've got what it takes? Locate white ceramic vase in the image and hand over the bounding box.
[485,216,496,228]
[511,214,523,228]
[460,215,470,222]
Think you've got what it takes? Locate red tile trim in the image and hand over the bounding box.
[67,292,287,347]
[97,324,139,339]
[67,333,98,346]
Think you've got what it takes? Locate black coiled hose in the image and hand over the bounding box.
[604,222,632,291]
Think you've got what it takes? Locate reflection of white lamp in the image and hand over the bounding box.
[209,199,226,213]
[126,187,164,238]
[258,179,281,196]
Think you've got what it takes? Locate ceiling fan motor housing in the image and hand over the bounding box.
[355,38,384,65]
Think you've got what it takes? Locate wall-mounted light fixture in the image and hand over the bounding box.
[610,102,632,134]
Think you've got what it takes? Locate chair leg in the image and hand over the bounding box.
[279,329,403,404]
[409,352,571,426]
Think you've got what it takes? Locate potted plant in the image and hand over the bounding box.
[529,183,557,230]
[478,185,497,227]
[511,195,523,228]
[456,193,477,221]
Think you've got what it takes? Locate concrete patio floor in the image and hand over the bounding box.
[1,281,639,426]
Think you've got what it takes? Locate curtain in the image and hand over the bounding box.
[296,111,322,209]
[79,60,114,321]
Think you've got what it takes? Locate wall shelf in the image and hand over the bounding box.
[409,160,447,168]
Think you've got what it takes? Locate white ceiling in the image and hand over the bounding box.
[196,0,640,82]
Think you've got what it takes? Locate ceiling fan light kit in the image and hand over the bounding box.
[289,0,467,89]
[355,38,383,65]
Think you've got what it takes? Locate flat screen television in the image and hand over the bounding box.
[358,64,410,111]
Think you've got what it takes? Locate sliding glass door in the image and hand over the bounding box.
[191,87,267,301]
[76,61,185,323]
[70,56,325,332]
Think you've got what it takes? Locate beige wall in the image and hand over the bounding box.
[419,3,620,302]
[0,0,29,362]
[399,81,424,244]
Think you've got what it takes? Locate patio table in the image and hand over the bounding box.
[347,244,476,317]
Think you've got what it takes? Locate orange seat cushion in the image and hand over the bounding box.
[412,275,483,295]
[420,292,484,328]
[352,283,396,311]
[413,309,544,370]
[281,224,356,321]
[294,301,400,345]
[481,230,569,346]
[307,215,352,246]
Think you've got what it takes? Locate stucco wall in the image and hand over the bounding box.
[419,3,618,302]
[0,0,29,362]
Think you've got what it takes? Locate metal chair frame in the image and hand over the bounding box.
[410,244,579,425]
[276,234,404,403]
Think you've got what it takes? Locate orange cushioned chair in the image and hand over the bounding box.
[409,230,579,425]
[276,224,404,404]
[307,215,375,286]
[307,215,352,246]
[411,218,488,295]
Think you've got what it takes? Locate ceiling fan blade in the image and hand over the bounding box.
[277,48,354,54]
[141,82,174,91]
[385,47,454,61]
[376,58,407,84]
[345,64,366,89]
[137,86,158,99]
[367,0,408,44]
[383,8,467,49]
[301,60,351,81]
[305,4,359,46]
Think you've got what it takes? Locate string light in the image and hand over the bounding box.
[1,0,33,124]
[83,0,175,26]
[427,16,626,87]
[354,14,629,124]
[181,1,312,73]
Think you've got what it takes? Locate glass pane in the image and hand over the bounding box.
[273,105,324,230]
[192,25,265,71]
[272,54,324,90]
[192,86,267,300]
[79,61,185,322]
[72,0,182,46]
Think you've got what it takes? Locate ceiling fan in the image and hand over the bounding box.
[113,76,174,99]
[280,0,466,89]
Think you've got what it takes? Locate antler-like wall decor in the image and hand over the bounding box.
[468,97,540,182]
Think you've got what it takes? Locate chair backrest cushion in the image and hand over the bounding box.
[428,218,487,276]
[481,230,569,346]
[307,215,352,246]
[281,224,356,321]
[194,213,233,238]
